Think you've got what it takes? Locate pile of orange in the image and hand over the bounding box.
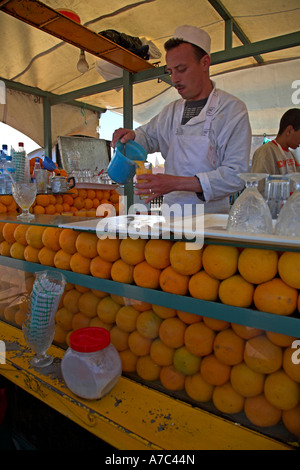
[2,225,300,439]
[0,187,122,217]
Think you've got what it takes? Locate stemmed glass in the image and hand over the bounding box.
[275,174,300,237]
[12,182,37,220]
[22,270,66,367]
[226,173,273,234]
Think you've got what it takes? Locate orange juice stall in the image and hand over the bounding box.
[0,208,300,450]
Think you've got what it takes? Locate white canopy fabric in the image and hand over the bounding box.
[0,0,299,145]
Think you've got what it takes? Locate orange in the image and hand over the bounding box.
[110,325,129,352]
[84,198,93,210]
[231,323,263,340]
[184,322,215,357]
[159,266,189,295]
[218,274,254,308]
[173,346,201,375]
[109,192,121,204]
[96,237,121,262]
[53,324,67,345]
[48,194,56,204]
[266,331,296,347]
[78,291,100,318]
[63,194,74,205]
[144,239,173,269]
[13,224,28,246]
[202,245,239,280]
[212,383,244,414]
[243,335,282,374]
[202,316,229,331]
[10,242,25,260]
[136,355,161,381]
[36,194,50,207]
[75,284,89,293]
[238,248,278,284]
[125,299,152,312]
[152,304,176,319]
[78,188,87,199]
[213,328,245,366]
[33,205,45,214]
[264,370,300,411]
[119,349,138,372]
[97,296,120,324]
[0,222,5,242]
[71,312,90,330]
[102,190,111,200]
[283,346,300,383]
[54,203,63,214]
[177,310,201,324]
[159,317,186,348]
[90,256,112,279]
[160,365,185,391]
[3,223,19,244]
[93,198,100,209]
[111,259,134,284]
[230,362,265,398]
[185,372,214,403]
[188,270,220,301]
[7,200,18,213]
[90,289,108,299]
[45,204,56,215]
[54,249,72,270]
[55,307,73,331]
[73,196,84,210]
[89,317,113,331]
[69,252,90,274]
[59,228,79,254]
[133,261,161,289]
[278,251,300,289]
[169,241,202,275]
[0,195,13,206]
[63,288,81,314]
[26,225,45,249]
[75,232,98,258]
[42,227,62,251]
[253,278,298,316]
[136,309,162,339]
[282,404,300,437]
[95,190,104,200]
[150,338,174,366]
[119,238,147,265]
[128,330,152,356]
[0,202,7,214]
[200,354,231,386]
[24,245,40,263]
[38,246,56,266]
[244,394,282,427]
[115,305,140,332]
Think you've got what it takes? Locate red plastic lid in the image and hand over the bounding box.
[57,9,81,24]
[69,327,110,353]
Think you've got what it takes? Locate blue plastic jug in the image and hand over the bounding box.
[107,140,146,184]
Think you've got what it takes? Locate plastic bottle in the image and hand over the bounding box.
[4,155,16,194]
[32,157,46,192]
[11,142,30,183]
[61,327,122,400]
[0,145,8,194]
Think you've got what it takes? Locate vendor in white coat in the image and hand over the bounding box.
[112,25,252,215]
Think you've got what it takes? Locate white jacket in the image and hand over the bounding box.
[135,84,251,214]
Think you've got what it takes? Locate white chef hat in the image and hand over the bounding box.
[172,25,211,56]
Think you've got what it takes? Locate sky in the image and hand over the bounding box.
[0,110,164,165]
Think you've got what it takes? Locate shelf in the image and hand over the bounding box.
[0,321,292,450]
[0,0,155,74]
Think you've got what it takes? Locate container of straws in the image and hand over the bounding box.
[22,270,66,367]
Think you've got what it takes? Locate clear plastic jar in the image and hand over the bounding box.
[61,327,122,400]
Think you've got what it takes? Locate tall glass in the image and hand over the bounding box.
[12,182,37,220]
[275,174,300,237]
[22,270,66,367]
[226,173,273,234]
[135,161,152,200]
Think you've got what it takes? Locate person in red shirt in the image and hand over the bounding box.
[251,108,300,194]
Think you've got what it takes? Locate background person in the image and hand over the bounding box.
[112,25,252,215]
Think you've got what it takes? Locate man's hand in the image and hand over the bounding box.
[135,174,202,203]
[111,128,136,148]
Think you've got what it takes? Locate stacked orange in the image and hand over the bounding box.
[2,226,300,439]
[30,188,122,217]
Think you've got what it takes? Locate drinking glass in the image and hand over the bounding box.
[135,161,152,200]
[226,173,273,234]
[22,270,66,367]
[264,175,290,219]
[12,182,37,220]
[275,174,300,237]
